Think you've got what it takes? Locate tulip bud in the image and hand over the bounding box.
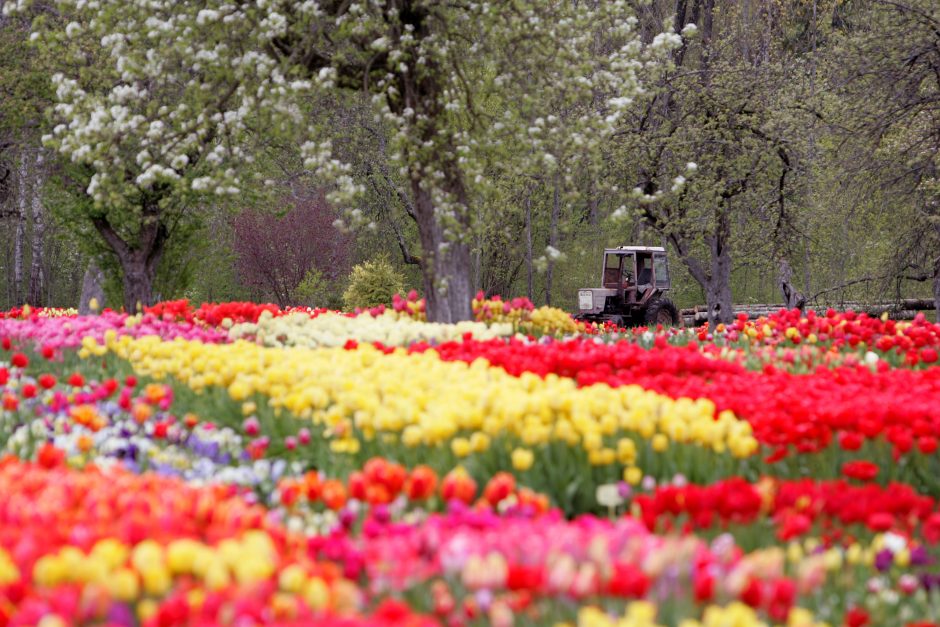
[243,416,260,436]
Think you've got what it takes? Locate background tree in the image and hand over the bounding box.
[232,191,351,307]
[830,0,940,316]
[0,1,86,309]
[25,0,315,310]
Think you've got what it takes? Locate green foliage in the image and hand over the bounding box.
[294,269,326,307]
[342,257,406,312]
[294,268,344,310]
[0,8,55,140]
[183,217,252,305]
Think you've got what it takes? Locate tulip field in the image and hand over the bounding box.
[1,295,940,627]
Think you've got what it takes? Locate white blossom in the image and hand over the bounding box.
[196,9,219,24]
[651,31,683,52]
[191,177,213,191]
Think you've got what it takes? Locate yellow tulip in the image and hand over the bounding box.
[511,447,535,471]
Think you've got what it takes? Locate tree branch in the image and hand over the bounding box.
[90,214,131,259]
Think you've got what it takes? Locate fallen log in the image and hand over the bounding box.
[682,300,936,319]
[682,307,924,326]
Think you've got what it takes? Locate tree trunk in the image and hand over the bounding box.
[586,189,599,227]
[545,174,560,306]
[802,234,812,298]
[411,183,473,323]
[472,214,482,294]
[933,254,940,321]
[27,151,45,306]
[91,201,168,313]
[12,155,27,305]
[704,211,734,328]
[79,261,106,314]
[119,252,158,313]
[704,248,733,329]
[778,259,806,310]
[525,190,533,301]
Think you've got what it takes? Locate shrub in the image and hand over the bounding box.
[294,268,343,309]
[342,257,406,311]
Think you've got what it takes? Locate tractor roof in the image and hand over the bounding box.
[604,246,666,253]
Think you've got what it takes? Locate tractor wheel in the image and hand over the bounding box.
[608,314,626,327]
[644,298,679,327]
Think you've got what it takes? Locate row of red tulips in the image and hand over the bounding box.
[634,476,940,541]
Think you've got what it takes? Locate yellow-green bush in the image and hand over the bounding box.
[341,257,406,311]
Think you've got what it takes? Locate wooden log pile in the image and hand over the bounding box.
[680,299,936,326]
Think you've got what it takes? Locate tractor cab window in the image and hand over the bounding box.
[603,254,621,288]
[653,254,669,288]
[636,255,653,286]
[620,254,636,287]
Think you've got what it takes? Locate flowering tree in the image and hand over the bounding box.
[232,192,350,307]
[22,0,680,319]
[18,0,320,310]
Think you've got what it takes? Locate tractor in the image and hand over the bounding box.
[574,246,680,327]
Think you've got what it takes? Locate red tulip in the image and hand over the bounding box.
[918,436,938,455]
[845,607,870,627]
[483,472,516,507]
[866,512,895,532]
[606,562,649,598]
[1,394,17,411]
[694,572,715,602]
[841,461,879,482]
[279,479,302,507]
[924,513,940,543]
[838,431,863,451]
[405,465,438,501]
[441,467,477,504]
[36,443,65,469]
[740,578,763,607]
[320,479,347,510]
[365,482,392,505]
[777,513,812,541]
[67,372,85,388]
[348,471,368,501]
